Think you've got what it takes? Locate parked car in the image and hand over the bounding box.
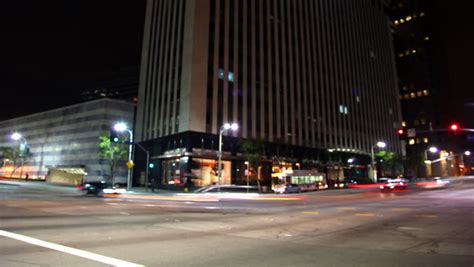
[195,184,261,193]
[379,178,409,191]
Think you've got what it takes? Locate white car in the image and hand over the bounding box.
[415,177,450,189]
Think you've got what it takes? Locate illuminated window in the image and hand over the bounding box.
[409,139,415,145]
[412,49,417,54]
[420,12,425,17]
[417,91,422,97]
[398,53,404,58]
[416,138,421,144]
[218,68,225,79]
[228,72,234,82]
[424,36,430,41]
[405,50,410,56]
[339,105,348,114]
[423,90,429,96]
[406,16,412,21]
[404,94,410,99]
[218,68,234,82]
[394,20,399,25]
[402,121,407,127]
[400,18,405,23]
[410,92,416,98]
[423,137,429,143]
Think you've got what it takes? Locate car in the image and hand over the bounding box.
[414,177,450,189]
[333,181,346,189]
[333,178,359,189]
[379,178,408,191]
[195,184,261,193]
[78,181,126,196]
[273,183,301,194]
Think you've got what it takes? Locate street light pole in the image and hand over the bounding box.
[218,127,224,185]
[10,132,28,179]
[217,123,238,189]
[11,132,27,148]
[135,142,150,191]
[371,141,386,183]
[126,129,133,191]
[424,147,438,177]
[114,122,134,191]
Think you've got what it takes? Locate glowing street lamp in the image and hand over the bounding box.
[113,122,134,191]
[11,132,27,145]
[11,132,28,155]
[424,146,438,161]
[424,147,438,176]
[218,123,238,187]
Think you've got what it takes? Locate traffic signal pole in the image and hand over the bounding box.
[134,142,150,192]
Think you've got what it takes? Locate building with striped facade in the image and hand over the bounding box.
[0,99,134,185]
[136,0,402,189]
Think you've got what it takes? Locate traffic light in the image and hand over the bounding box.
[148,162,155,169]
[110,131,120,143]
[449,123,460,132]
[396,128,405,139]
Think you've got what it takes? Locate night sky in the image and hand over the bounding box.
[0,1,146,120]
[0,1,473,126]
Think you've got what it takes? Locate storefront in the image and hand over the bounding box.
[136,131,369,190]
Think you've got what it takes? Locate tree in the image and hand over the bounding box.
[241,139,266,192]
[0,146,30,178]
[376,150,404,177]
[98,134,128,185]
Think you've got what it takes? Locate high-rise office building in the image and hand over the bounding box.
[136,0,402,188]
[387,0,474,176]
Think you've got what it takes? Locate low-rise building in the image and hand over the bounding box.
[0,99,134,185]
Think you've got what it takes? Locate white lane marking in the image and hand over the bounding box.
[0,230,143,267]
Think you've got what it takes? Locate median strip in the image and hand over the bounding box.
[391,207,412,211]
[302,211,320,215]
[354,213,375,217]
[337,207,356,210]
[416,214,438,218]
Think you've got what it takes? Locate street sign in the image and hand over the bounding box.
[126,160,135,169]
[407,128,416,138]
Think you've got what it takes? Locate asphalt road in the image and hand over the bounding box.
[1,178,473,267]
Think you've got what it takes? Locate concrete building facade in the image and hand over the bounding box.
[136,0,402,189]
[0,99,134,185]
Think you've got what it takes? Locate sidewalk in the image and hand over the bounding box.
[0,178,175,196]
[0,179,82,194]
